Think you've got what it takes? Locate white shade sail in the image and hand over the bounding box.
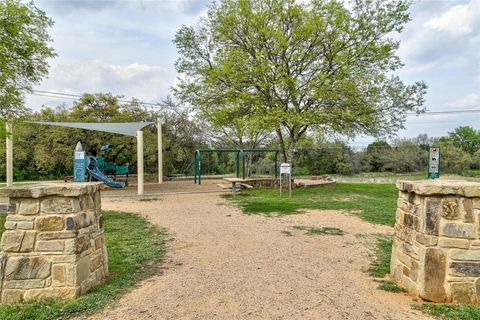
[28,121,155,136]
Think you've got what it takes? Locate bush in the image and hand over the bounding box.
[293,166,310,176]
[335,162,354,175]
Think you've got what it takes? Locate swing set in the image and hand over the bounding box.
[193,149,279,184]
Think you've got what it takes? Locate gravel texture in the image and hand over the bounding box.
[88,189,432,320]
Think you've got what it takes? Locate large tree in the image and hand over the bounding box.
[174,0,427,161]
[0,0,55,128]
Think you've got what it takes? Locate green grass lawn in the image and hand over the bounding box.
[228,183,399,226]
[0,210,168,320]
[230,182,480,319]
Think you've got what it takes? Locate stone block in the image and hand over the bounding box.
[90,254,103,272]
[94,191,101,210]
[438,237,470,249]
[94,236,103,251]
[75,235,91,253]
[462,198,475,223]
[451,282,476,304]
[19,231,36,252]
[65,265,75,286]
[23,288,77,301]
[6,215,35,222]
[471,240,480,247]
[393,263,403,281]
[2,289,23,304]
[1,230,24,252]
[16,221,34,230]
[52,255,77,263]
[450,262,480,277]
[474,198,480,209]
[441,223,476,239]
[17,199,39,215]
[52,265,66,286]
[36,240,64,252]
[76,256,90,284]
[476,279,480,302]
[74,212,95,229]
[403,213,415,228]
[4,221,16,230]
[40,197,79,214]
[402,242,420,259]
[36,216,64,231]
[37,231,76,241]
[5,256,51,280]
[402,274,418,295]
[441,198,460,220]
[450,249,480,261]
[410,260,419,282]
[397,198,409,212]
[422,248,447,302]
[3,279,45,289]
[416,234,438,247]
[425,198,440,235]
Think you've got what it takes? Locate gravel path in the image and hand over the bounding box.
[89,192,432,320]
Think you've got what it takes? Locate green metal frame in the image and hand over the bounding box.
[194,148,279,184]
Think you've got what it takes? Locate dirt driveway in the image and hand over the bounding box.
[90,191,432,320]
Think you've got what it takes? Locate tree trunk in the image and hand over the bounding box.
[276,128,288,162]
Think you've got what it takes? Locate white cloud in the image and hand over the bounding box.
[26,60,175,108]
[445,93,480,109]
[398,0,480,74]
[424,2,479,36]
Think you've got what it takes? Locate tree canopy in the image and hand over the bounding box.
[446,126,480,156]
[0,0,55,125]
[174,0,427,161]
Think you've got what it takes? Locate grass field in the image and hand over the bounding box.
[228,183,399,226]
[230,182,480,320]
[0,211,168,320]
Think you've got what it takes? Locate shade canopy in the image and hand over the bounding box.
[28,121,155,137]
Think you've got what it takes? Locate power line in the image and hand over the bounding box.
[28,90,180,109]
[28,89,480,115]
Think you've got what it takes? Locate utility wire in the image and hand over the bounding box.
[29,89,480,115]
[28,90,187,110]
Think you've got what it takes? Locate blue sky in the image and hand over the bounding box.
[27,0,480,146]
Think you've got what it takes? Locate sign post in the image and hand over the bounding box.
[280,163,292,198]
[74,141,86,182]
[428,146,440,180]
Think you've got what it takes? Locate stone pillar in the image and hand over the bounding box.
[391,180,480,304]
[0,182,108,304]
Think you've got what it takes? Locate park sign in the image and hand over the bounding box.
[428,147,440,179]
[74,141,86,182]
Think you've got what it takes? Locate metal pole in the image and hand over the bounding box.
[137,130,144,195]
[289,173,292,198]
[236,151,240,178]
[194,151,197,184]
[274,151,278,179]
[242,150,245,179]
[198,151,202,185]
[6,123,13,187]
[280,173,282,196]
[157,117,163,184]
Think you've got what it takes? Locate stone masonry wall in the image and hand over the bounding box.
[391,180,480,304]
[0,183,108,304]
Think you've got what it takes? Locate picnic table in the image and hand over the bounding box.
[222,177,249,196]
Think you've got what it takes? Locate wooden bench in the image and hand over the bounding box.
[239,183,253,189]
[216,183,233,190]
